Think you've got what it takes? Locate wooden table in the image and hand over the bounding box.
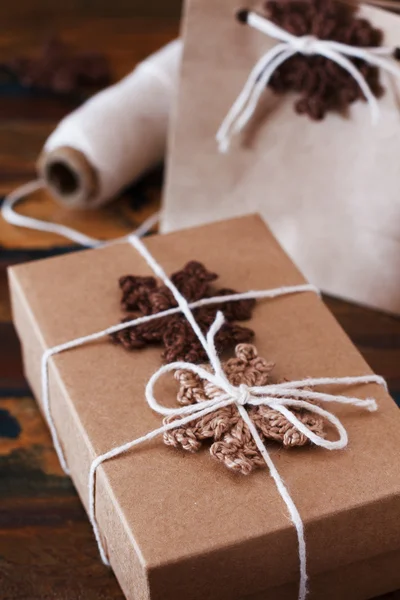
[0,2,399,599]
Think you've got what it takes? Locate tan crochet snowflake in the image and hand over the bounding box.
[164,344,326,475]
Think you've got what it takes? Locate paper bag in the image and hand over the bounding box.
[162,0,400,315]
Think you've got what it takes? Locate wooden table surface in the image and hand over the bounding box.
[0,2,399,599]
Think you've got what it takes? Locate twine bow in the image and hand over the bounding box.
[146,310,382,454]
[217,11,400,152]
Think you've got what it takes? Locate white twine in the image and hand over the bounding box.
[37,234,387,600]
[216,11,400,152]
[1,179,160,248]
[44,39,182,208]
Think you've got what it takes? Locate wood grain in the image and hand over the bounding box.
[0,1,399,599]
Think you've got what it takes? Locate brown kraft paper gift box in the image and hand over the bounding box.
[162,1,400,315]
[8,215,400,600]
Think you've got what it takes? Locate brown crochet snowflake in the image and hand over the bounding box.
[7,36,111,94]
[164,344,326,475]
[111,261,256,363]
[257,0,385,119]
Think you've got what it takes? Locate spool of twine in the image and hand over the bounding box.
[37,39,182,209]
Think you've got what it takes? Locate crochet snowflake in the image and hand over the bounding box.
[164,344,326,475]
[111,261,256,363]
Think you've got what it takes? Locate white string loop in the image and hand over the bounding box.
[37,235,385,600]
[216,11,400,152]
[1,179,160,248]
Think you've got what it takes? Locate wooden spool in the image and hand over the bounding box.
[37,146,99,209]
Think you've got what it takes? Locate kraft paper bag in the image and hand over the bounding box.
[162,0,400,315]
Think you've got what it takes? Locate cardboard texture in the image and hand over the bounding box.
[162,1,400,315]
[8,215,400,600]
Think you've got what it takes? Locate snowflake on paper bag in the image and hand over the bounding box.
[111,261,256,363]
[163,344,326,475]
[264,0,384,120]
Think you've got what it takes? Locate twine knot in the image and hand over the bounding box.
[236,383,252,406]
[292,34,318,55]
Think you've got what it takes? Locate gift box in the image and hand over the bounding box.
[162,0,400,315]
[8,214,400,600]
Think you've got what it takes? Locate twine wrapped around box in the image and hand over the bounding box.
[39,233,387,600]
